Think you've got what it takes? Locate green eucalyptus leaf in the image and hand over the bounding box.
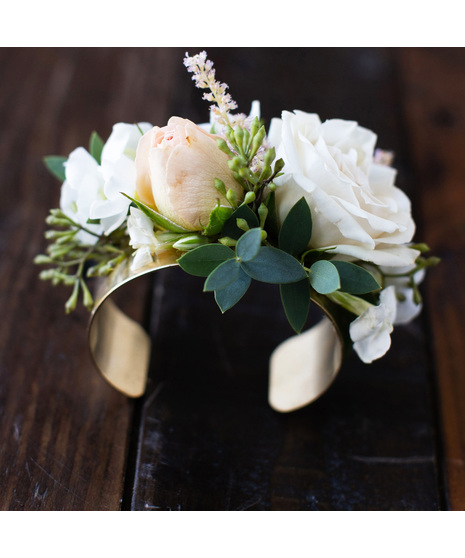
[122,194,191,233]
[221,204,259,240]
[203,204,234,236]
[236,228,262,262]
[43,156,67,182]
[89,131,104,164]
[177,244,235,277]
[279,197,312,257]
[332,261,381,294]
[214,268,252,312]
[309,260,341,294]
[241,246,307,284]
[204,258,241,292]
[280,278,311,334]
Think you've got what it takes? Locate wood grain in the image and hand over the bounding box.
[397,47,465,510]
[0,48,178,510]
[124,48,442,510]
[0,47,460,511]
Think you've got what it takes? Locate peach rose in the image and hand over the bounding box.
[135,116,242,231]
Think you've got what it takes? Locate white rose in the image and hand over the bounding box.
[268,111,419,267]
[349,286,397,363]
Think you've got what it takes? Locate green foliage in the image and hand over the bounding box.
[89,131,104,164]
[221,204,259,240]
[203,204,234,236]
[241,246,307,284]
[43,156,67,182]
[280,278,311,334]
[204,259,241,291]
[332,261,380,294]
[279,197,312,257]
[177,244,235,277]
[214,268,251,312]
[309,260,341,294]
[35,209,132,313]
[235,227,262,262]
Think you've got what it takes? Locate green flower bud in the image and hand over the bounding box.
[34,254,54,265]
[39,269,55,281]
[45,215,71,227]
[264,147,276,166]
[258,203,268,228]
[243,191,256,205]
[273,157,285,175]
[226,189,238,208]
[410,243,430,253]
[234,126,244,147]
[218,237,237,247]
[172,235,209,251]
[214,178,227,197]
[228,157,242,172]
[216,138,234,158]
[80,279,94,310]
[250,117,261,137]
[250,126,266,158]
[65,281,79,314]
[236,218,250,232]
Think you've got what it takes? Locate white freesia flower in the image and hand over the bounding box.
[349,286,397,363]
[269,111,419,268]
[382,265,425,325]
[90,122,152,234]
[60,122,152,246]
[60,147,105,245]
[127,207,159,270]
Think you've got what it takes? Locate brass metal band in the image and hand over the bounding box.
[88,251,351,412]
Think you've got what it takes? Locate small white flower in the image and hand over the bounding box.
[127,207,158,271]
[382,265,425,325]
[60,122,152,247]
[89,122,152,234]
[349,286,397,363]
[60,147,105,245]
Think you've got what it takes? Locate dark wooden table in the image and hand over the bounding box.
[1,47,464,511]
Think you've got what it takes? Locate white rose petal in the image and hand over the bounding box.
[270,110,419,268]
[349,286,397,363]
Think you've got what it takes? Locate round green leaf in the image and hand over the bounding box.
[236,228,262,262]
[331,261,381,294]
[309,260,341,294]
[204,258,241,292]
[279,197,312,256]
[280,279,311,334]
[178,244,235,277]
[214,268,252,312]
[241,246,307,284]
[221,204,259,240]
